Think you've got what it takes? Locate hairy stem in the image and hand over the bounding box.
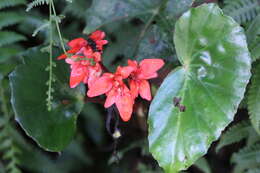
[46,1,53,111]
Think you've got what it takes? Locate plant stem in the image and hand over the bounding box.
[50,0,67,55]
[47,1,53,111]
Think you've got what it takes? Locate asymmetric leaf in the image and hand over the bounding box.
[148,4,251,172]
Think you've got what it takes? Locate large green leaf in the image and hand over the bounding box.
[148,4,251,172]
[9,47,85,151]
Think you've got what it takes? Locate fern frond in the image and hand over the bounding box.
[0,0,26,10]
[0,31,26,47]
[246,14,260,61]
[26,0,49,12]
[216,120,251,152]
[231,143,260,173]
[248,63,260,134]
[223,0,260,24]
[0,12,25,30]
[0,83,21,173]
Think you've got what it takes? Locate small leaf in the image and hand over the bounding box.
[9,47,85,151]
[148,4,251,172]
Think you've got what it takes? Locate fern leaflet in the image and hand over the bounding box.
[248,63,260,134]
[0,0,26,10]
[0,12,25,30]
[0,31,26,47]
[26,0,49,12]
[246,14,260,61]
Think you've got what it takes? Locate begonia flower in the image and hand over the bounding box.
[128,59,164,101]
[87,66,135,121]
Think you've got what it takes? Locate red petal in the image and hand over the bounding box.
[104,89,117,108]
[116,66,135,79]
[139,59,164,79]
[87,74,113,97]
[89,30,105,41]
[139,80,151,101]
[129,80,139,99]
[93,52,101,62]
[127,60,138,69]
[68,38,87,48]
[70,67,88,88]
[87,64,102,87]
[115,91,134,122]
[57,48,80,60]
[57,53,67,60]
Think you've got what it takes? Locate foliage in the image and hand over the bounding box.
[223,0,260,24]
[248,63,260,134]
[216,120,260,173]
[0,0,260,173]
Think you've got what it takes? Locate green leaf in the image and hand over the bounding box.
[0,0,25,10]
[0,12,25,30]
[9,47,85,151]
[248,63,260,134]
[0,31,26,47]
[84,0,192,33]
[148,4,251,172]
[26,0,49,12]
[0,46,22,63]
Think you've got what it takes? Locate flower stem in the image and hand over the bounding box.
[50,0,67,56]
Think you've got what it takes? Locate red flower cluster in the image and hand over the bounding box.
[58,30,108,88]
[58,30,164,121]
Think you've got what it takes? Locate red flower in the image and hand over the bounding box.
[87,66,135,121]
[57,30,108,60]
[65,55,102,88]
[57,38,87,60]
[128,59,164,101]
[88,30,108,52]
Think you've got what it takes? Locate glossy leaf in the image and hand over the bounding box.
[84,0,192,33]
[148,4,251,172]
[9,47,85,151]
[248,63,260,134]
